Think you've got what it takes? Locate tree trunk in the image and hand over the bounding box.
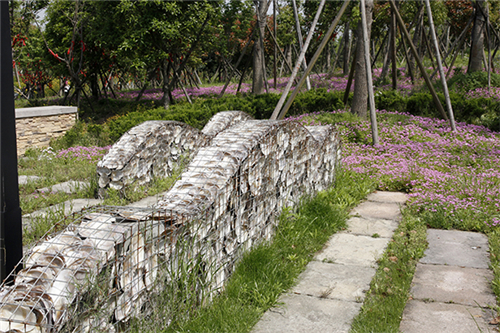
[351,0,373,119]
[469,0,486,73]
[252,0,267,95]
[161,60,171,109]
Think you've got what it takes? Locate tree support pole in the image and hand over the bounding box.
[270,0,327,119]
[360,0,379,146]
[0,1,22,281]
[429,15,473,80]
[265,24,295,75]
[272,0,350,120]
[424,0,456,131]
[391,7,397,90]
[273,0,277,89]
[390,0,448,120]
[218,27,256,98]
[292,0,311,90]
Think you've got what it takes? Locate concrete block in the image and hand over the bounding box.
[345,216,398,238]
[292,261,375,302]
[400,300,493,333]
[251,294,361,333]
[351,201,402,221]
[410,263,495,307]
[315,233,390,266]
[366,191,408,204]
[421,229,490,269]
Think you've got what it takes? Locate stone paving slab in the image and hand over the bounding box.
[315,233,390,266]
[410,264,495,307]
[126,192,169,207]
[292,261,375,302]
[366,191,408,204]
[251,294,362,333]
[345,216,398,238]
[18,175,42,185]
[420,229,490,269]
[351,201,402,221]
[38,180,90,194]
[25,198,103,218]
[400,300,494,333]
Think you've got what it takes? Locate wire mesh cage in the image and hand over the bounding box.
[0,116,341,332]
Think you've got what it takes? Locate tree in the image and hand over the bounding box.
[252,0,268,94]
[351,0,374,119]
[469,0,486,73]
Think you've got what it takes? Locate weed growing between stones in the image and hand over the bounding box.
[350,210,428,333]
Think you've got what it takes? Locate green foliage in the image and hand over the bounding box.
[289,88,344,115]
[448,71,500,93]
[375,90,408,113]
[52,89,349,149]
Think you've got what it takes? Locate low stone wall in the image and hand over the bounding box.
[97,111,252,195]
[0,113,341,332]
[16,106,78,155]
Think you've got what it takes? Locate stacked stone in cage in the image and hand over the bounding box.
[0,112,341,332]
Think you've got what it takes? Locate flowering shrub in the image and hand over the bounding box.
[288,110,500,230]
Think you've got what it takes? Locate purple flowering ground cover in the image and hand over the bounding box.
[288,109,500,232]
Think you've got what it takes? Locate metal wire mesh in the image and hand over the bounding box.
[0,117,341,332]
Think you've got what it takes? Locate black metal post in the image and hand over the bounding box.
[0,1,23,282]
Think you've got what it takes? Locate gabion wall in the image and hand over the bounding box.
[97,111,252,195]
[0,112,341,332]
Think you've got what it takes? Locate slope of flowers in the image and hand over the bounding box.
[289,110,500,231]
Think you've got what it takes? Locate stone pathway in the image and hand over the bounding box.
[252,191,407,332]
[37,180,90,194]
[400,229,496,332]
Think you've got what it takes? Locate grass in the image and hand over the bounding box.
[19,146,106,214]
[148,169,375,333]
[350,208,428,332]
[19,145,183,246]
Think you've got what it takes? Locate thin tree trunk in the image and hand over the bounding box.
[344,46,357,106]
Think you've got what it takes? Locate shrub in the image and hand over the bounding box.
[375,90,408,112]
[448,71,500,93]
